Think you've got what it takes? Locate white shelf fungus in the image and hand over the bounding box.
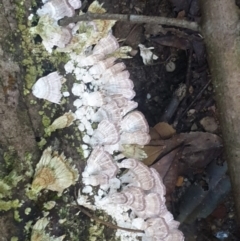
[118,159,155,190]
[37,0,75,20]
[30,15,73,52]
[90,120,119,146]
[84,146,118,179]
[32,71,63,103]
[30,0,184,239]
[121,111,149,133]
[93,33,119,55]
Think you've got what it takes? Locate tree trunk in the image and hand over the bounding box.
[200,0,240,222]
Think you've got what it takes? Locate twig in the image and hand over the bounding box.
[59,12,200,32]
[73,188,144,234]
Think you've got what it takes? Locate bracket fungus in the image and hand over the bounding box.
[32,71,63,104]
[30,0,184,240]
[118,159,155,191]
[29,147,79,198]
[37,0,76,20]
[83,146,118,180]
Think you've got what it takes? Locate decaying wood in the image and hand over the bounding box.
[200,0,240,223]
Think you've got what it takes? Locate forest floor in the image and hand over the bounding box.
[99,0,240,240]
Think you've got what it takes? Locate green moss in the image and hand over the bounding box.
[42,115,51,128]
[25,207,31,215]
[24,152,34,177]
[0,199,20,211]
[38,111,44,116]
[0,171,23,198]
[0,181,11,199]
[76,147,84,159]
[14,210,23,222]
[25,184,41,201]
[89,223,105,241]
[25,65,38,89]
[24,88,30,96]
[37,137,47,149]
[3,146,17,169]
[43,201,56,210]
[11,237,18,241]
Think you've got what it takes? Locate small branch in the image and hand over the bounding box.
[59,12,200,32]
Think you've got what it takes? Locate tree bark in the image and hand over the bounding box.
[200,0,240,223]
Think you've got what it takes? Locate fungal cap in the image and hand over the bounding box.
[88,57,116,76]
[109,186,145,211]
[68,0,82,9]
[83,173,109,186]
[90,120,119,146]
[31,147,79,194]
[120,131,151,145]
[135,193,166,219]
[144,218,169,239]
[82,91,105,107]
[92,101,121,124]
[85,147,118,178]
[93,33,119,55]
[121,111,149,133]
[149,167,166,199]
[37,0,75,20]
[32,72,63,104]
[118,159,155,190]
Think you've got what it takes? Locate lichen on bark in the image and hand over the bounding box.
[0,0,92,240]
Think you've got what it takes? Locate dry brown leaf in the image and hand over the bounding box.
[149,127,161,140]
[154,122,176,139]
[152,148,179,179]
[142,145,165,166]
[178,132,222,173]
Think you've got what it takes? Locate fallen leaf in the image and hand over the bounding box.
[151,148,180,179]
[149,127,161,140]
[143,145,165,166]
[178,132,222,173]
[162,148,183,195]
[154,122,176,139]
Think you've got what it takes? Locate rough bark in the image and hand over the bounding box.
[200,0,240,223]
[0,1,91,240]
[0,0,42,239]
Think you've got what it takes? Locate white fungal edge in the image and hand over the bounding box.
[30,2,183,241]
